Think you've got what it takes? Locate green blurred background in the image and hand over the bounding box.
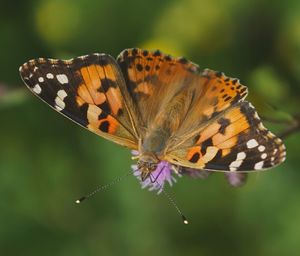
[1,0,300,255]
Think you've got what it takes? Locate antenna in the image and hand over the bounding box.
[75,170,133,204]
[151,174,189,225]
[75,168,189,225]
[161,188,189,225]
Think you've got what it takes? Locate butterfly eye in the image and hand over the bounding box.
[148,163,157,171]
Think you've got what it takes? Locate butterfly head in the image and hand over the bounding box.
[137,153,159,181]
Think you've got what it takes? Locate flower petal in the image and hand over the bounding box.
[131,155,180,194]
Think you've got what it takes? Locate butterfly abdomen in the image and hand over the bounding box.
[140,128,171,158]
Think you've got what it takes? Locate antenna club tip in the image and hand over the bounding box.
[182,215,189,225]
[75,196,86,204]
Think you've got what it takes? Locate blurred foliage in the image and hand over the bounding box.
[0,0,300,255]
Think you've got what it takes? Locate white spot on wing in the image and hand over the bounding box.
[55,89,68,111]
[248,102,255,109]
[229,152,246,171]
[258,123,266,130]
[80,54,89,60]
[56,74,68,84]
[237,152,246,161]
[55,105,63,111]
[57,89,68,99]
[33,84,42,94]
[258,145,265,152]
[229,161,242,169]
[261,153,267,159]
[38,77,44,83]
[33,67,38,72]
[254,112,260,119]
[46,73,54,79]
[254,161,264,170]
[246,139,258,149]
[229,167,237,171]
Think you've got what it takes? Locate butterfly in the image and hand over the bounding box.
[19,48,286,192]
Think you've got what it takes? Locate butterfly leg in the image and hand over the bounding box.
[150,166,166,183]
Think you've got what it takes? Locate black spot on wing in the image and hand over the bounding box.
[98,56,109,66]
[136,64,143,72]
[99,78,117,93]
[200,138,213,155]
[215,71,223,78]
[210,149,222,163]
[117,108,124,116]
[178,57,188,64]
[142,50,149,56]
[232,79,238,85]
[189,152,200,163]
[99,120,109,132]
[153,50,161,57]
[98,111,108,120]
[218,118,230,134]
[131,48,138,56]
[194,134,201,144]
[224,96,232,102]
[98,101,110,114]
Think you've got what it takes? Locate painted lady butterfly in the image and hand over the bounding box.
[19,48,286,193]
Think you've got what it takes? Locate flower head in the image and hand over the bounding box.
[132,151,180,194]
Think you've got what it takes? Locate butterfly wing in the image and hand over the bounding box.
[19,54,140,149]
[117,48,200,131]
[164,71,286,172]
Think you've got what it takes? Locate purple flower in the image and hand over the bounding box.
[131,151,180,194]
[132,161,180,194]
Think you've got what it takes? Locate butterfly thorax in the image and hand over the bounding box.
[137,128,171,181]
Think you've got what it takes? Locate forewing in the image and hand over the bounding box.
[117,48,200,128]
[19,54,139,149]
[166,101,286,172]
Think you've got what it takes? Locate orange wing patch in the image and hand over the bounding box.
[201,69,248,111]
[78,64,122,114]
[167,101,285,172]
